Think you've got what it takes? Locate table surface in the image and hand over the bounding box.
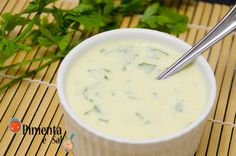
[0,0,236,156]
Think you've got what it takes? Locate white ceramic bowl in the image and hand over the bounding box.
[57,28,216,156]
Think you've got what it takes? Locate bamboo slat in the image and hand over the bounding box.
[218,71,236,155]
[178,1,195,41]
[186,2,205,45]
[0,1,236,156]
[228,81,236,156]
[206,4,223,70]
[194,2,212,59]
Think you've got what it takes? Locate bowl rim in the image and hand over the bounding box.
[57,28,216,144]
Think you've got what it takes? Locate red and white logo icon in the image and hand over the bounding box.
[8,117,22,133]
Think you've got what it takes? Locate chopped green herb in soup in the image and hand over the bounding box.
[64,40,208,139]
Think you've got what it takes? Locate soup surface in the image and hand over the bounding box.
[64,40,208,139]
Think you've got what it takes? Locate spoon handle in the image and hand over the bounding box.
[158,4,236,80]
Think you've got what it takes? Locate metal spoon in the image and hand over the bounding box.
[157,4,236,80]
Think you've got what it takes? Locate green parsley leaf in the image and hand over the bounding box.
[58,34,72,52]
[139,3,188,34]
[0,13,29,32]
[65,12,106,31]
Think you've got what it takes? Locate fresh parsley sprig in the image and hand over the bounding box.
[0,0,188,92]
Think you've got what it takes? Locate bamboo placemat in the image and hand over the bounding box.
[0,0,235,156]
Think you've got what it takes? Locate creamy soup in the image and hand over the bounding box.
[64,40,208,139]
